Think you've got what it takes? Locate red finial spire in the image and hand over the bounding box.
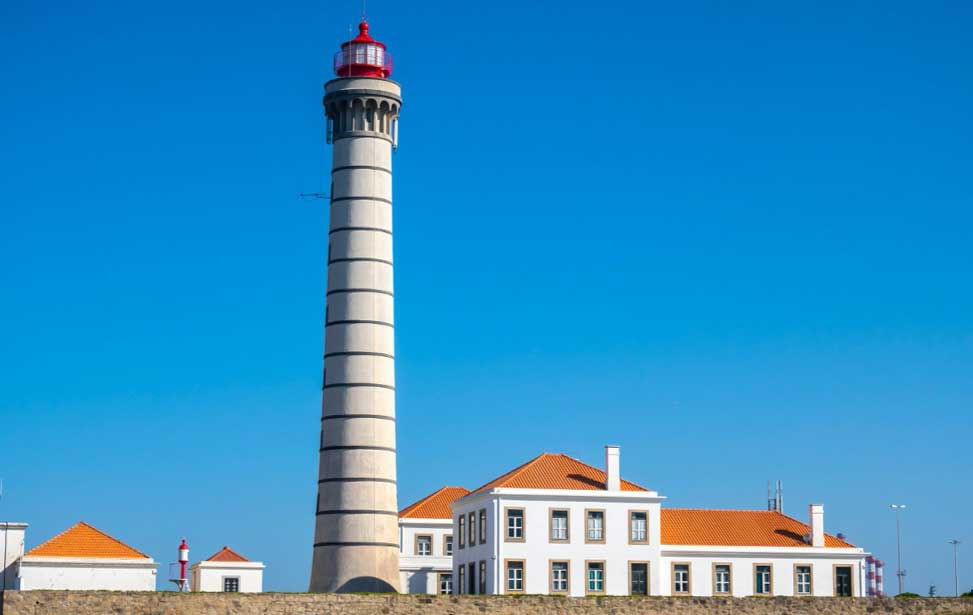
[333,19,392,78]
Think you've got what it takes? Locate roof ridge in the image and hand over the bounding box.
[469,452,551,494]
[399,485,470,518]
[25,522,81,556]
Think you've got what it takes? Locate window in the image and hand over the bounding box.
[834,565,853,597]
[458,516,466,549]
[550,561,569,593]
[506,560,525,593]
[586,561,605,595]
[468,513,476,546]
[795,565,812,595]
[629,510,648,544]
[754,564,772,595]
[672,563,690,594]
[479,509,487,543]
[505,508,524,541]
[444,535,453,556]
[415,535,432,556]
[550,509,569,542]
[479,561,487,594]
[468,563,476,594]
[713,563,731,595]
[585,509,605,543]
[222,577,240,592]
[630,562,649,595]
[458,565,465,595]
[438,573,453,595]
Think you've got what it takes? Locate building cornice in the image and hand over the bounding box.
[660,545,867,559]
[19,557,157,569]
[456,488,665,508]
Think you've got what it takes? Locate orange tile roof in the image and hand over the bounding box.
[26,521,150,559]
[399,486,470,519]
[469,453,649,494]
[206,546,250,562]
[661,509,856,548]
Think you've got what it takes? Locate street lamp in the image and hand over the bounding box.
[948,540,961,597]
[890,504,907,595]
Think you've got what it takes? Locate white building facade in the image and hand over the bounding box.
[1,522,28,590]
[398,486,468,594]
[451,447,867,598]
[190,546,264,593]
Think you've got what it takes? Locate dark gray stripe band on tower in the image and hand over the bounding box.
[331,165,392,174]
[319,445,396,452]
[329,226,393,235]
[316,509,399,516]
[325,320,394,328]
[322,383,395,391]
[328,257,393,266]
[318,477,397,484]
[326,288,394,297]
[324,351,395,359]
[331,196,393,205]
[313,541,401,548]
[321,414,396,422]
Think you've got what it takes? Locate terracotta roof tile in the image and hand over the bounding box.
[26,522,150,559]
[469,453,649,494]
[206,546,250,562]
[399,486,470,519]
[661,509,856,548]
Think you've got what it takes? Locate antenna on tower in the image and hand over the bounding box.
[361,0,367,21]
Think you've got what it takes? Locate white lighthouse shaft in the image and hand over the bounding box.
[310,76,401,593]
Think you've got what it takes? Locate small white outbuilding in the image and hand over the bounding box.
[18,521,157,591]
[190,546,263,593]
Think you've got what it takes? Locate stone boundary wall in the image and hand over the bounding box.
[1,591,971,615]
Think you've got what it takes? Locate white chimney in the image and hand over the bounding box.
[809,504,825,547]
[605,445,620,491]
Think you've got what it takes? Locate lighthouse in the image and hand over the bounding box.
[309,19,401,593]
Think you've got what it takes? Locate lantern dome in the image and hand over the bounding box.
[333,21,393,78]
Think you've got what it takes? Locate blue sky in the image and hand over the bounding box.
[1,0,971,594]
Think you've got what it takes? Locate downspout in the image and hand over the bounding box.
[494,495,501,595]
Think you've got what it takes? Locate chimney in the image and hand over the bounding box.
[809,504,825,547]
[605,445,620,491]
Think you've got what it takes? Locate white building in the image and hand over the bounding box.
[18,521,157,591]
[190,546,264,593]
[1,522,28,590]
[451,447,867,597]
[398,486,469,594]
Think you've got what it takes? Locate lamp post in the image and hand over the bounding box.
[889,504,907,594]
[948,540,961,597]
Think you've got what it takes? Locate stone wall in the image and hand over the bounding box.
[1,591,971,615]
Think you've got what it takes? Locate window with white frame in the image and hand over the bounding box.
[457,565,465,594]
[714,564,731,594]
[458,516,466,548]
[439,573,452,595]
[416,534,432,556]
[478,561,486,594]
[586,510,605,542]
[506,508,524,541]
[795,565,812,595]
[551,561,569,593]
[222,577,240,593]
[673,563,690,594]
[468,512,476,546]
[630,510,647,543]
[444,534,453,556]
[550,509,568,541]
[755,565,772,595]
[586,561,605,594]
[506,560,524,592]
[479,509,487,543]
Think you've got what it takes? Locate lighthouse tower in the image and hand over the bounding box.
[309,19,402,594]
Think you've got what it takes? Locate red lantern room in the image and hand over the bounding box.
[333,20,393,78]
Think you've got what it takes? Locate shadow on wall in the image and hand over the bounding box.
[336,577,398,593]
[408,569,436,594]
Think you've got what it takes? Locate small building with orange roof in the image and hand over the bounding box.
[189,546,264,593]
[18,521,157,590]
[449,446,868,598]
[398,485,469,594]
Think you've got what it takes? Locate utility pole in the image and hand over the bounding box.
[890,504,907,594]
[948,540,961,597]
